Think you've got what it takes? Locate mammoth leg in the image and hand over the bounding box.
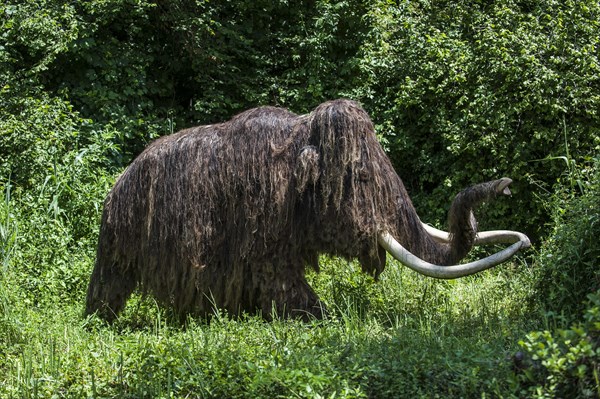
[85,261,138,321]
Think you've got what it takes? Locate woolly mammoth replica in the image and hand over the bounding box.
[85,99,530,321]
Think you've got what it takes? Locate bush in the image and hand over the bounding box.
[0,180,20,346]
[532,158,600,321]
[511,158,600,397]
[515,292,600,398]
[0,91,119,306]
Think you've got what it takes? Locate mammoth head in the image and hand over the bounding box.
[294,99,530,279]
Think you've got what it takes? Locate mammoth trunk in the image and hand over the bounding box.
[445,177,514,264]
[380,178,530,279]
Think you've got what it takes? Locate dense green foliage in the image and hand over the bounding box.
[359,0,600,236]
[512,160,600,398]
[534,159,600,322]
[516,292,600,398]
[1,0,599,397]
[3,0,598,234]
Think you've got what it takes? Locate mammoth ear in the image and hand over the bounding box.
[295,145,320,193]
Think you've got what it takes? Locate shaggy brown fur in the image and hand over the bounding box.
[85,99,509,321]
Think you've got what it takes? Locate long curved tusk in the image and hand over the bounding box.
[421,223,451,243]
[421,222,531,247]
[474,230,531,246]
[377,231,530,279]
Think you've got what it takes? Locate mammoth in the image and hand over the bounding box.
[85,99,530,321]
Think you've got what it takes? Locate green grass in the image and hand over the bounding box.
[0,253,537,398]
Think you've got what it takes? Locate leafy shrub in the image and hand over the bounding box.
[511,159,599,397]
[0,180,20,346]
[16,0,371,159]
[0,91,119,306]
[533,158,600,321]
[515,292,600,398]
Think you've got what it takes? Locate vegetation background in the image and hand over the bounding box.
[1,0,599,397]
